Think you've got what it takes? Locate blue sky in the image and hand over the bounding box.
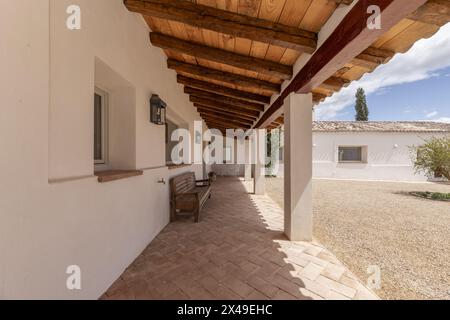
[316,23,450,123]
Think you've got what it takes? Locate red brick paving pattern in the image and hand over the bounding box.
[102,177,377,300]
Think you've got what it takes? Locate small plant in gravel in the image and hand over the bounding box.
[410,137,450,180]
[410,191,450,201]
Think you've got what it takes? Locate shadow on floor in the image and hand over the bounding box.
[102,176,312,300]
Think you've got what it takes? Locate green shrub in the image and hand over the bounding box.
[410,137,450,180]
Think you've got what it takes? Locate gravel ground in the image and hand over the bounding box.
[265,178,450,300]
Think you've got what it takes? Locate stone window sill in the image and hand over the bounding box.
[95,170,144,183]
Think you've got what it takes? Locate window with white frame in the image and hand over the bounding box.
[94,87,108,166]
[338,146,366,163]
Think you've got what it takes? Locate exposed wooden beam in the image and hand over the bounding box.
[124,0,317,53]
[334,66,352,77]
[200,114,252,128]
[177,75,270,104]
[199,111,253,126]
[151,33,293,80]
[204,119,245,129]
[255,0,427,128]
[202,118,250,130]
[408,0,450,26]
[185,87,265,112]
[197,107,256,122]
[351,47,395,69]
[168,59,280,93]
[194,103,257,122]
[319,77,351,91]
[331,0,355,5]
[199,110,254,125]
[192,98,261,118]
[273,118,284,126]
[313,92,328,103]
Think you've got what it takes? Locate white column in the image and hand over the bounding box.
[253,130,266,195]
[284,93,313,241]
[244,139,252,181]
[245,165,252,181]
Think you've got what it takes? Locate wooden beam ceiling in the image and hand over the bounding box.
[255,0,427,128]
[190,97,261,118]
[198,110,254,124]
[312,92,328,103]
[168,59,281,93]
[196,107,256,123]
[185,87,265,112]
[125,0,317,53]
[177,75,270,104]
[151,33,293,80]
[320,77,351,91]
[351,47,395,69]
[408,0,450,26]
[200,113,253,128]
[204,118,246,129]
[195,104,258,121]
[332,0,356,5]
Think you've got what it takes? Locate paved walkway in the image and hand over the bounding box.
[103,177,377,300]
[266,177,450,300]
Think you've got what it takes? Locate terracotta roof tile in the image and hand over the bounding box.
[312,121,450,133]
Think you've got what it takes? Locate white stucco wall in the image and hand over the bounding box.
[0,0,207,299]
[312,132,448,182]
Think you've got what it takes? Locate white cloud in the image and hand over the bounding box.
[316,23,450,120]
[426,111,438,118]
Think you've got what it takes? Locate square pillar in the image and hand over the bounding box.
[244,139,252,181]
[245,165,252,181]
[254,163,265,195]
[254,130,266,195]
[284,93,313,241]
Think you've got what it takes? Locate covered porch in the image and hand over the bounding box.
[3,0,450,300]
[102,177,377,300]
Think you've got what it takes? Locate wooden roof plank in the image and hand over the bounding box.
[191,98,261,117]
[197,108,256,123]
[185,87,265,112]
[150,32,293,80]
[195,104,258,120]
[177,75,271,104]
[125,0,317,53]
[167,59,281,93]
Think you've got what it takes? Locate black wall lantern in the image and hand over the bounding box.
[150,94,167,125]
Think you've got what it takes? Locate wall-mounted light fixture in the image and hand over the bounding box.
[394,144,399,148]
[150,94,167,125]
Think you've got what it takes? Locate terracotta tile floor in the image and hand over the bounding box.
[102,177,378,300]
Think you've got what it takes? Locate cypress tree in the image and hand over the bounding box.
[355,88,369,121]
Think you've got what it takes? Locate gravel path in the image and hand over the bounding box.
[265,178,450,300]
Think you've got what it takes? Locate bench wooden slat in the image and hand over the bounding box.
[170,172,212,223]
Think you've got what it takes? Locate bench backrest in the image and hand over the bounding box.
[170,172,196,196]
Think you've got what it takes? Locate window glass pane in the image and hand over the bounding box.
[339,147,362,162]
[94,93,103,161]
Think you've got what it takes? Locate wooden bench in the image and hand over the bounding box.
[170,172,212,223]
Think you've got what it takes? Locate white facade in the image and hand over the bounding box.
[312,131,447,182]
[0,0,208,299]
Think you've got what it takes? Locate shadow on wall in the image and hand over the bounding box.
[101,177,311,300]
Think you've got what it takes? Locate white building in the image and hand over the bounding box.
[277,121,450,182]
